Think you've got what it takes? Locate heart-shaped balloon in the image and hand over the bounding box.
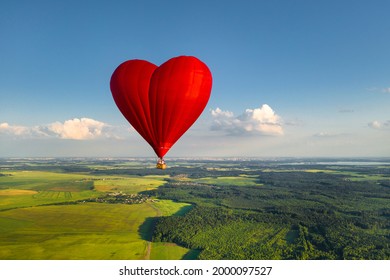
[110,56,212,159]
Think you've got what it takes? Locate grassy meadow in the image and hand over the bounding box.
[0,171,99,211]
[0,165,191,260]
[93,175,168,193]
[194,176,263,187]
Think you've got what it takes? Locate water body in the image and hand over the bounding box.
[279,158,390,166]
[315,161,390,166]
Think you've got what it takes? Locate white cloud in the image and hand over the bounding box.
[211,104,283,136]
[48,118,106,140]
[368,120,382,129]
[0,122,29,136]
[0,118,121,140]
[211,107,234,118]
[368,120,390,130]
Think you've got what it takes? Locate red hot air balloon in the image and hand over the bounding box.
[110,56,212,169]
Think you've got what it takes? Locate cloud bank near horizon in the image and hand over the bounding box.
[210,104,284,136]
[368,120,390,129]
[0,118,121,140]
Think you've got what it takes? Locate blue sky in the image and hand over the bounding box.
[1,0,389,157]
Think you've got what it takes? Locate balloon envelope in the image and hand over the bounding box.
[110,56,212,158]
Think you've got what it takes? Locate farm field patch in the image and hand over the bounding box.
[0,202,190,259]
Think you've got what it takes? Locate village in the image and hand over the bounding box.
[82,192,154,205]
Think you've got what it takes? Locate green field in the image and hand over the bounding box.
[150,242,198,260]
[94,175,168,193]
[0,201,191,260]
[195,176,263,187]
[303,168,389,181]
[0,171,100,211]
[0,168,191,259]
[0,171,169,211]
[0,203,151,259]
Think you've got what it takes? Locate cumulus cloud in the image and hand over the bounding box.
[211,108,234,118]
[368,120,390,130]
[0,118,120,140]
[48,118,106,140]
[0,122,30,136]
[211,104,283,136]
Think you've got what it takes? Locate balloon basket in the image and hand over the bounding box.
[156,162,167,170]
[156,158,167,170]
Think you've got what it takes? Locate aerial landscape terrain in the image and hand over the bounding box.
[0,157,388,260]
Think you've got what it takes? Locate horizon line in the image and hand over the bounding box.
[1,156,390,160]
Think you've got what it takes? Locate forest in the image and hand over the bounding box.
[142,160,390,259]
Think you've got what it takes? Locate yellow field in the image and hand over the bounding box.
[0,189,38,196]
